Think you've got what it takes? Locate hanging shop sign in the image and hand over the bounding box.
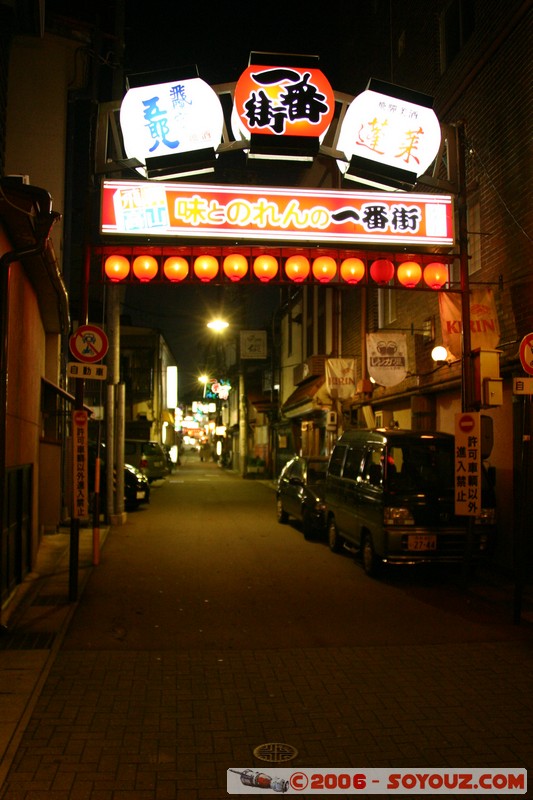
[325,358,357,400]
[336,79,442,190]
[231,57,335,144]
[366,332,408,386]
[101,179,454,247]
[119,76,224,178]
[438,288,501,359]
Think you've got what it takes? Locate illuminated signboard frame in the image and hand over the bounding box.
[101,180,454,247]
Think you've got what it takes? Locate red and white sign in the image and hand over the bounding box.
[455,412,481,516]
[519,333,533,375]
[69,325,109,363]
[101,180,454,247]
[119,77,224,179]
[232,62,334,142]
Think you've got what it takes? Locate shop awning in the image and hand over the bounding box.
[281,376,331,418]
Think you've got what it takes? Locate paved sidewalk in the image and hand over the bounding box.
[0,524,109,789]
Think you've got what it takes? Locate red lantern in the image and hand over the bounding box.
[253,255,278,282]
[423,261,449,290]
[104,255,130,282]
[223,254,248,282]
[132,255,158,282]
[285,255,310,283]
[340,257,365,284]
[370,259,395,285]
[193,255,219,282]
[163,256,189,282]
[396,260,422,288]
[312,256,337,283]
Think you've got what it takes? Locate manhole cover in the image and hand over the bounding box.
[253,743,298,764]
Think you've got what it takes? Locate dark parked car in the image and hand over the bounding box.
[276,455,328,539]
[122,463,150,510]
[89,444,150,511]
[124,439,170,482]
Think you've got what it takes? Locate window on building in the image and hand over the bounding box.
[378,285,397,328]
[440,0,475,72]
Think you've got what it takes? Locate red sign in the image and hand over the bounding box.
[233,63,335,140]
[519,333,533,376]
[101,180,455,247]
[458,414,476,433]
[69,325,109,363]
[72,409,88,519]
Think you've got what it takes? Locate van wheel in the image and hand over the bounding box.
[361,533,379,576]
[276,498,289,524]
[328,518,343,553]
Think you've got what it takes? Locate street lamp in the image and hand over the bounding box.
[205,317,247,477]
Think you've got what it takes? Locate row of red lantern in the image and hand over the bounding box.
[103,253,449,289]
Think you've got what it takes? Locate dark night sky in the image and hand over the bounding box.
[122,3,353,93]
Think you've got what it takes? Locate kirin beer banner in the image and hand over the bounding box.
[325,358,357,399]
[438,287,500,358]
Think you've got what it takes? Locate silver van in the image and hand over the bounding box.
[124,440,169,482]
[325,429,496,576]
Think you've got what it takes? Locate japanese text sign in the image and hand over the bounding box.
[337,80,441,182]
[119,77,224,178]
[454,412,481,516]
[101,180,454,246]
[232,62,335,141]
[72,410,88,519]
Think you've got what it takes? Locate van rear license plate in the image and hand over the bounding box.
[408,534,437,551]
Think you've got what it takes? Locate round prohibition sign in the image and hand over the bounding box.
[519,332,533,376]
[458,414,476,433]
[69,324,109,363]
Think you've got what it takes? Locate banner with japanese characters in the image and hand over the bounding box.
[438,287,500,358]
[367,333,408,387]
[325,358,357,399]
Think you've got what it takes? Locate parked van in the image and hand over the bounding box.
[124,440,170,483]
[325,429,496,576]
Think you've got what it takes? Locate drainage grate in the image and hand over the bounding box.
[253,743,298,764]
[0,630,56,650]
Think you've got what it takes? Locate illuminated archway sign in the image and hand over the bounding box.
[337,79,442,191]
[231,53,335,161]
[101,179,454,247]
[119,73,224,179]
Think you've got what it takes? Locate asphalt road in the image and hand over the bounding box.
[62,455,528,653]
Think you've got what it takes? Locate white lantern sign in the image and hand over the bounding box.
[120,77,224,179]
[337,79,442,190]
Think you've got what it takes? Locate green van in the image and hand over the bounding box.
[325,429,496,576]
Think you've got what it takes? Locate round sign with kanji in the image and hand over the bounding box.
[519,333,533,376]
[69,325,109,363]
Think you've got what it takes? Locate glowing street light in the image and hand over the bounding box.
[207,318,229,333]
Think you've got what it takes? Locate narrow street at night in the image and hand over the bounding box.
[1,457,532,799]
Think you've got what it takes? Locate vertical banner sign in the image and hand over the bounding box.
[454,412,481,516]
[72,410,88,519]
